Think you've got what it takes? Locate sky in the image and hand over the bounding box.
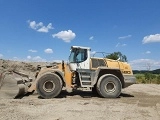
[0,0,160,70]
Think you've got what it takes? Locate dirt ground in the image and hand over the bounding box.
[0,84,160,120]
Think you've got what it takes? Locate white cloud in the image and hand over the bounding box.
[12,57,19,61]
[27,20,53,33]
[44,48,53,54]
[122,44,127,47]
[89,36,94,40]
[142,34,160,44]
[27,56,32,59]
[28,49,37,53]
[115,43,120,47]
[118,35,132,39]
[90,51,96,55]
[37,23,53,33]
[8,56,46,62]
[0,54,3,58]
[145,51,151,54]
[52,60,63,63]
[52,30,76,42]
[32,56,41,60]
[129,59,160,70]
[33,56,46,62]
[13,57,18,59]
[26,56,46,62]
[115,43,127,47]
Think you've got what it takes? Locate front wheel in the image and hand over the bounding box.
[36,73,62,99]
[96,74,122,98]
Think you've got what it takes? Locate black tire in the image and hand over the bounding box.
[96,74,122,98]
[92,85,98,95]
[36,73,62,99]
[92,85,97,93]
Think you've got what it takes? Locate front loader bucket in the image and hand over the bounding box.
[0,71,32,99]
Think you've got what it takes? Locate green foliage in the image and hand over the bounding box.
[135,74,145,83]
[106,52,127,62]
[144,72,151,83]
[156,75,160,84]
[157,75,160,80]
[135,73,160,84]
[133,69,160,74]
[136,75,142,80]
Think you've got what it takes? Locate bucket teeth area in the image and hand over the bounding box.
[0,72,31,99]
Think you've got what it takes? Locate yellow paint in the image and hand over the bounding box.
[90,58,133,75]
[58,63,72,87]
[105,58,133,75]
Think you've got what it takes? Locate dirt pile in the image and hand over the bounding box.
[0,59,54,99]
[0,59,52,78]
[0,59,37,75]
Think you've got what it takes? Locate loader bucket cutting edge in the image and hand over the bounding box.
[0,73,30,99]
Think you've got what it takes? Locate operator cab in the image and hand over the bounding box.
[69,46,91,71]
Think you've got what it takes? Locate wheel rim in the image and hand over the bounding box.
[43,80,55,92]
[105,82,116,93]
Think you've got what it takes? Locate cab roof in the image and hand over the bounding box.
[71,46,91,50]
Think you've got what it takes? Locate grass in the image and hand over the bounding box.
[135,73,160,84]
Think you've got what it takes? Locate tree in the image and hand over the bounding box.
[146,63,151,71]
[106,52,127,62]
[144,72,151,83]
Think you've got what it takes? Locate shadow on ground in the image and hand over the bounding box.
[19,90,134,99]
[57,90,134,99]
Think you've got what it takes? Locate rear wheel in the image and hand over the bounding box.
[96,74,122,98]
[36,73,62,99]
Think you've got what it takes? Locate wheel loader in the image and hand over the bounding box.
[0,46,136,99]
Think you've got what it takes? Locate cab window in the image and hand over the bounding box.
[69,48,87,63]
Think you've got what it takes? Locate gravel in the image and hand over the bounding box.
[0,84,160,120]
